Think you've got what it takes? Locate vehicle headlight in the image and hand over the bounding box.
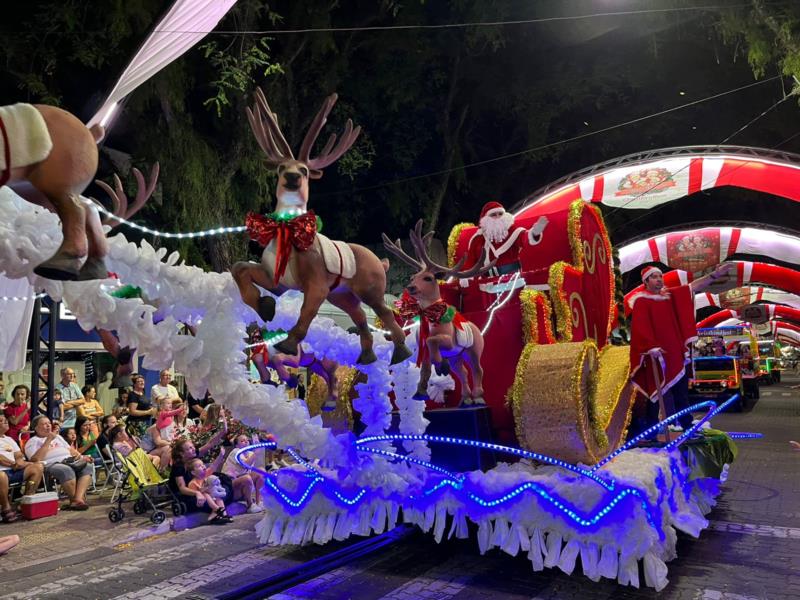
[721,381,727,387]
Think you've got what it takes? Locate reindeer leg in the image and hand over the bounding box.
[328,291,377,365]
[77,200,110,281]
[449,355,473,407]
[231,261,278,322]
[33,193,87,280]
[274,284,328,356]
[252,354,272,384]
[362,296,411,365]
[412,360,432,401]
[464,327,485,405]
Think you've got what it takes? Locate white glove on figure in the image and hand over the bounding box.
[527,216,549,245]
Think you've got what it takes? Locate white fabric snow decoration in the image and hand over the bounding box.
[0,273,36,371]
[88,0,240,128]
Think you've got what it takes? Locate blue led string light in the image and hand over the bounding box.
[664,395,739,451]
[725,432,763,440]
[355,434,612,490]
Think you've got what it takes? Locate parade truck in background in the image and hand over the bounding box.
[689,326,759,410]
[757,339,783,384]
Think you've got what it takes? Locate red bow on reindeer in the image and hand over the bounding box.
[246,211,318,285]
[396,291,465,366]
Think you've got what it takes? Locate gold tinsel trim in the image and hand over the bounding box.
[567,199,585,266]
[520,289,557,345]
[548,261,573,342]
[572,340,606,462]
[508,342,538,444]
[447,222,474,268]
[584,203,617,339]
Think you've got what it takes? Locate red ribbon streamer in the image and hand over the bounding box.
[245,211,317,285]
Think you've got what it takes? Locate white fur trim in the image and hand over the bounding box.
[0,103,53,170]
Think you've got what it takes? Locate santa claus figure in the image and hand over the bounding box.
[629,262,733,435]
[463,201,548,276]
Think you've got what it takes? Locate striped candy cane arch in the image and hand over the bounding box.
[624,262,800,314]
[697,305,800,329]
[511,145,800,218]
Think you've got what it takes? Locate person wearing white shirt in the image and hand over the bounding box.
[56,367,85,428]
[150,370,182,405]
[25,415,92,510]
[0,415,44,522]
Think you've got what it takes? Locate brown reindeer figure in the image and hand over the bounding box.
[1,102,109,280]
[382,220,494,405]
[231,89,412,366]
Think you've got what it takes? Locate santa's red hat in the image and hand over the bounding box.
[641,265,663,282]
[480,201,505,220]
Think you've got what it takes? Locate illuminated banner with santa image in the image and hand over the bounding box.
[601,158,693,209]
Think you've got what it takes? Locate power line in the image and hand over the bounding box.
[316,75,783,198]
[155,2,789,35]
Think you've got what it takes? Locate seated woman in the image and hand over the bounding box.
[24,415,92,510]
[76,419,103,467]
[222,434,265,512]
[108,425,161,469]
[4,385,31,442]
[77,385,104,423]
[169,432,229,515]
[0,415,45,522]
[138,422,173,469]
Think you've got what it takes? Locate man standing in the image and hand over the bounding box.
[629,263,735,432]
[151,369,182,406]
[56,367,84,429]
[462,201,549,276]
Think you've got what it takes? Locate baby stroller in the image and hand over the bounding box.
[108,448,186,524]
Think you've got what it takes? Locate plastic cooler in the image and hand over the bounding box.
[20,492,59,520]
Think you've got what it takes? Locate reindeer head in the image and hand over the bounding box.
[247,89,361,216]
[383,220,495,307]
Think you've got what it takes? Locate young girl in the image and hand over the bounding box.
[108,425,161,469]
[185,457,232,525]
[63,427,78,450]
[222,434,265,512]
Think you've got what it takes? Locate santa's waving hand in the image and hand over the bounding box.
[463,201,549,276]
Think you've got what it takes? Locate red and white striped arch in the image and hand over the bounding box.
[624,262,800,314]
[619,227,800,276]
[697,305,800,329]
[514,149,800,219]
[694,287,800,311]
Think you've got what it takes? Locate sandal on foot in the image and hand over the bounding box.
[1,509,19,523]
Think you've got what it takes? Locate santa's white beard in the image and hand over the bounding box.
[480,211,516,243]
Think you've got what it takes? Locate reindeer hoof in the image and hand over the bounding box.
[33,253,83,281]
[321,399,337,412]
[273,338,298,356]
[459,396,474,408]
[390,344,413,365]
[412,392,430,401]
[257,296,276,322]
[434,360,450,376]
[357,349,378,365]
[117,347,133,365]
[472,396,486,406]
[77,256,109,281]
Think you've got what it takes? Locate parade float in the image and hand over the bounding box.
[4,113,754,592]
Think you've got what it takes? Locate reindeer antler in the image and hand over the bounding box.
[299,93,362,174]
[247,88,295,168]
[407,219,495,279]
[93,163,160,226]
[382,232,424,271]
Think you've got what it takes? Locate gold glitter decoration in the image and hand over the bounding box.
[520,289,556,345]
[508,340,637,464]
[305,367,357,432]
[548,261,574,342]
[447,222,475,267]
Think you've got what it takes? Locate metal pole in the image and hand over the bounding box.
[47,300,59,420]
[30,297,42,416]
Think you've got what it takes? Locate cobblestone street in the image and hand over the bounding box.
[0,375,797,600]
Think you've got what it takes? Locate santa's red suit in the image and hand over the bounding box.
[463,201,542,275]
[629,267,697,399]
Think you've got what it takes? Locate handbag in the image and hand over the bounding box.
[62,455,89,471]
